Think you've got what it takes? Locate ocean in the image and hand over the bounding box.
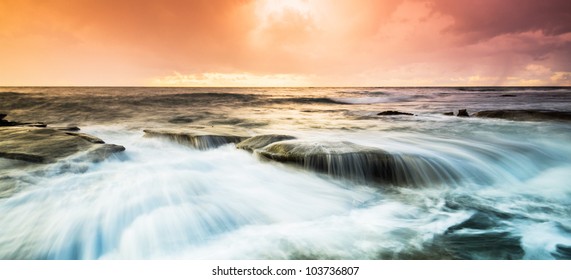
[1,87,570,259]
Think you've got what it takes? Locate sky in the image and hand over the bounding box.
[1,0,571,86]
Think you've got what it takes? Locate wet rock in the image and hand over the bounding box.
[377,111,414,116]
[0,119,19,126]
[23,122,47,128]
[64,132,105,144]
[443,112,454,116]
[144,129,248,150]
[431,231,524,260]
[257,140,458,186]
[552,244,571,260]
[50,126,81,132]
[168,116,195,124]
[500,94,517,97]
[236,134,296,152]
[84,144,126,162]
[445,212,498,233]
[0,115,47,127]
[474,110,571,122]
[457,109,469,117]
[0,127,125,164]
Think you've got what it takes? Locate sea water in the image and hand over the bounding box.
[1,87,570,259]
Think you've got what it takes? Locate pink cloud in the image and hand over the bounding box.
[1,0,570,86]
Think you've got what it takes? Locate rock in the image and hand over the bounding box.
[0,127,125,164]
[50,126,81,132]
[64,132,105,144]
[474,110,571,122]
[257,140,458,186]
[84,144,126,162]
[431,231,524,260]
[552,244,571,260]
[500,94,517,97]
[144,129,248,150]
[24,122,47,128]
[457,109,469,117]
[0,115,46,127]
[236,134,296,152]
[443,112,454,116]
[377,111,414,116]
[0,119,19,126]
[168,116,195,124]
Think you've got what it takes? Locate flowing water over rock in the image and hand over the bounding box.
[1,87,571,259]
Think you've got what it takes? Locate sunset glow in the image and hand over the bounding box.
[1,0,570,86]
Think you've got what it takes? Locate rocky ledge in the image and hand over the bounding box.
[377,111,414,116]
[143,127,459,187]
[474,110,571,122]
[256,140,459,186]
[144,129,249,150]
[0,127,125,163]
[236,134,297,152]
[0,114,125,164]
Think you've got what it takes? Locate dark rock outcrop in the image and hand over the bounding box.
[257,140,458,186]
[474,110,571,122]
[51,126,81,132]
[552,244,571,260]
[377,111,414,116]
[64,132,105,144]
[236,134,296,152]
[0,117,19,126]
[0,127,125,164]
[443,112,454,116]
[168,116,195,124]
[1,114,47,127]
[457,109,469,117]
[144,129,248,150]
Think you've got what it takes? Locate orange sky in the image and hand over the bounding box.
[1,0,570,86]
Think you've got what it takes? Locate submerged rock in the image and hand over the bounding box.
[457,109,469,117]
[1,114,48,127]
[50,126,81,132]
[257,140,458,186]
[24,122,47,128]
[64,132,105,144]
[144,129,248,150]
[168,116,195,124]
[236,134,296,152]
[443,112,454,116]
[0,127,125,164]
[377,111,414,116]
[0,118,19,127]
[474,110,571,122]
[431,231,524,260]
[552,244,571,260]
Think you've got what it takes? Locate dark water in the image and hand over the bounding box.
[1,87,570,259]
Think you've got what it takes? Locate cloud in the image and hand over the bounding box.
[152,72,311,87]
[427,0,571,42]
[551,72,571,86]
[1,0,571,86]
